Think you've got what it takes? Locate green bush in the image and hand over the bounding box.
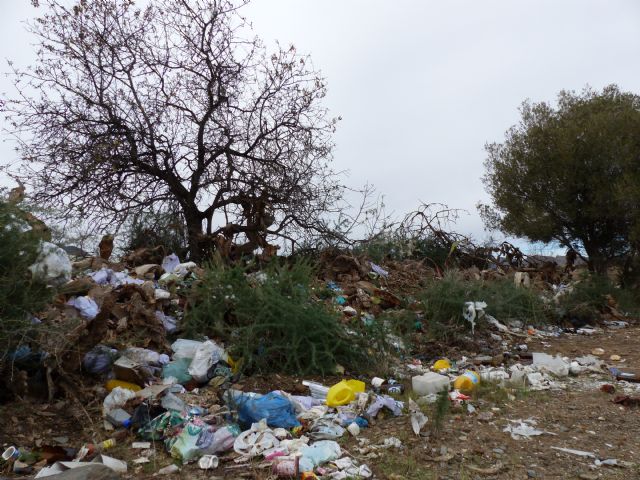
[559,273,640,317]
[184,259,381,375]
[0,201,53,359]
[418,271,550,341]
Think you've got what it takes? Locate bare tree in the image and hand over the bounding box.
[4,0,342,260]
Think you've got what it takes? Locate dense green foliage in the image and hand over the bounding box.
[418,272,549,341]
[482,85,640,273]
[0,201,52,358]
[184,259,381,375]
[558,272,640,318]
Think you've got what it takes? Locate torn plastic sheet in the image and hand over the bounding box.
[366,395,403,418]
[504,419,546,440]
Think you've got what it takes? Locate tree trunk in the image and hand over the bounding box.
[184,210,205,262]
[584,244,608,275]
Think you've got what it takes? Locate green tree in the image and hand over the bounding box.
[481,85,640,274]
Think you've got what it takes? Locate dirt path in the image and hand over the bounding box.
[362,326,640,480]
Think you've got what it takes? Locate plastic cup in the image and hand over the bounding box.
[2,446,19,461]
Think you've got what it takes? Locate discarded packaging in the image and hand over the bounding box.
[453,371,480,392]
[412,372,449,396]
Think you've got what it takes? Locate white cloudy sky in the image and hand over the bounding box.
[1,0,639,251]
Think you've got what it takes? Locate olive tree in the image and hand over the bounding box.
[481,85,640,274]
[5,0,342,259]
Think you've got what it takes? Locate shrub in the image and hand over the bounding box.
[559,273,640,317]
[184,259,380,375]
[418,271,550,341]
[0,201,53,360]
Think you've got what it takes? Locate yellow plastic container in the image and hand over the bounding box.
[453,371,480,392]
[326,379,366,407]
[433,359,451,372]
[105,379,142,392]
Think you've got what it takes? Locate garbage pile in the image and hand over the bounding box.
[3,234,639,478]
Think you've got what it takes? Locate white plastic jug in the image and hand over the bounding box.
[411,372,450,396]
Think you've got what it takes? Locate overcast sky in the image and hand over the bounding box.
[2,0,640,252]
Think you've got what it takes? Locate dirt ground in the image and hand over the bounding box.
[1,326,639,479]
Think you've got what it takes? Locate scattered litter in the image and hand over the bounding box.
[504,420,547,440]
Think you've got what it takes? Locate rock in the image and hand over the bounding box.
[478,411,495,422]
[47,464,120,480]
[591,348,605,356]
[610,354,621,361]
[527,470,539,478]
[578,474,599,480]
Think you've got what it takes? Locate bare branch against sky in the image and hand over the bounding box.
[2,0,639,249]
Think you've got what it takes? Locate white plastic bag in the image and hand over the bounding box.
[103,387,136,416]
[188,340,225,382]
[29,242,72,286]
[67,296,99,320]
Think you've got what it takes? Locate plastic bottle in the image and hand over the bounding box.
[453,371,480,392]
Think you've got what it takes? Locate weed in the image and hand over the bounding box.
[418,271,550,341]
[377,454,436,480]
[184,259,386,375]
[559,272,640,317]
[431,390,451,435]
[0,201,53,361]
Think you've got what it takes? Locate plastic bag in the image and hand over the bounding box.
[171,339,203,360]
[298,440,341,472]
[233,419,280,458]
[156,311,178,333]
[103,387,136,416]
[167,421,205,462]
[162,254,180,274]
[29,242,72,286]
[188,340,225,383]
[83,345,117,374]
[235,392,300,429]
[162,358,193,384]
[67,296,99,320]
[197,425,241,455]
[138,411,186,441]
[122,347,169,367]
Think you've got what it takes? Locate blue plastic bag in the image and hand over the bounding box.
[235,392,300,429]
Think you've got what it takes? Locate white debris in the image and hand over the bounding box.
[504,420,545,440]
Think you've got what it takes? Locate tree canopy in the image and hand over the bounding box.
[4,0,342,259]
[481,85,640,273]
